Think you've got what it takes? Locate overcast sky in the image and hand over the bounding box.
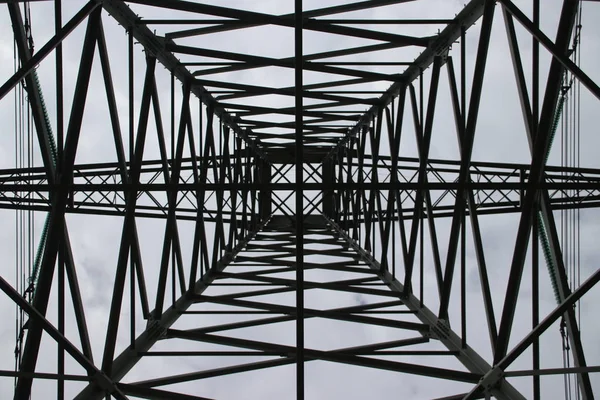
[0,1,600,399]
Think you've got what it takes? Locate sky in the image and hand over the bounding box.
[0,0,600,399]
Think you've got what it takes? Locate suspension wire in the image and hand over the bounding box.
[561,63,572,400]
[13,26,20,384]
[560,37,569,400]
[558,3,583,398]
[574,4,582,399]
[576,0,582,338]
[13,1,37,387]
[14,2,24,382]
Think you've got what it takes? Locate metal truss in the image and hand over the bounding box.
[1,0,599,399]
[2,158,600,221]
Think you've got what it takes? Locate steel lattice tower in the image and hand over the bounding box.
[1,0,600,399]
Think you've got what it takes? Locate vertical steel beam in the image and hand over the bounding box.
[55,1,65,397]
[438,0,495,320]
[14,9,101,398]
[101,55,157,376]
[259,159,273,219]
[322,158,334,217]
[295,0,305,397]
[154,83,191,316]
[404,58,441,295]
[97,20,150,319]
[531,1,541,398]
[446,56,497,349]
[532,208,540,400]
[187,110,210,289]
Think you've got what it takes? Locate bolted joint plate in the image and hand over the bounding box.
[479,367,506,393]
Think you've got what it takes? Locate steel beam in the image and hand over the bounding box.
[75,220,269,399]
[325,217,525,400]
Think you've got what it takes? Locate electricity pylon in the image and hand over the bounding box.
[1,1,599,399]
